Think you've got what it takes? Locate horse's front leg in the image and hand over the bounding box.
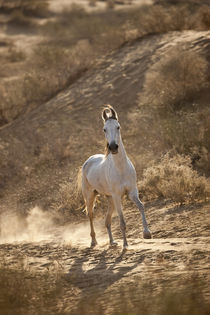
[129,189,152,239]
[106,196,117,246]
[112,195,128,249]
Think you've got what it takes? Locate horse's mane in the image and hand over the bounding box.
[104,141,110,157]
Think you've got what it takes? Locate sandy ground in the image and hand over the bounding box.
[0,201,209,312]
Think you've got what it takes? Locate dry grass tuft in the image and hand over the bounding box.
[0,262,209,315]
[134,4,210,36]
[0,264,65,314]
[139,154,209,203]
[1,0,49,17]
[106,0,115,9]
[52,169,84,220]
[140,44,209,112]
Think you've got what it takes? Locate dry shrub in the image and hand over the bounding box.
[134,4,210,36]
[1,2,210,129]
[0,264,209,315]
[27,41,92,97]
[54,171,84,216]
[73,274,209,315]
[106,0,115,9]
[89,0,97,6]
[0,265,64,314]
[197,5,210,29]
[140,44,209,111]
[156,109,210,171]
[1,0,49,17]
[8,9,36,28]
[7,47,26,62]
[139,154,208,203]
[0,82,25,124]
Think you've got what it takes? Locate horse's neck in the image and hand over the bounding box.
[110,137,128,172]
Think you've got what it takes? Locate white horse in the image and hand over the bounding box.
[81,105,151,249]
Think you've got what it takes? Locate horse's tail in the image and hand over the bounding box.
[77,167,82,195]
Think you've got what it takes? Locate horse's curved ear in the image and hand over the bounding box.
[102,108,108,122]
[109,106,118,121]
[102,105,118,121]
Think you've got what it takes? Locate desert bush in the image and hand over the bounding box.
[54,169,84,216]
[7,46,26,62]
[0,263,209,315]
[140,44,209,112]
[197,5,210,29]
[8,9,36,28]
[15,42,93,112]
[139,154,208,203]
[1,2,210,129]
[0,82,25,124]
[89,0,97,6]
[73,275,209,315]
[133,4,210,36]
[0,0,49,17]
[0,265,64,314]
[135,42,210,175]
[106,0,115,9]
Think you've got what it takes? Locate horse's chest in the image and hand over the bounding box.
[107,170,131,193]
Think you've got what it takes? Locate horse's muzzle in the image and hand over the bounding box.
[109,141,118,154]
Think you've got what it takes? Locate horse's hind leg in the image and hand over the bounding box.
[85,191,97,247]
[112,195,128,249]
[106,197,117,246]
[82,172,97,247]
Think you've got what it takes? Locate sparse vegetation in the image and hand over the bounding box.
[0,263,209,315]
[1,2,210,127]
[136,42,210,177]
[0,265,64,314]
[140,44,209,112]
[139,154,208,203]
[54,175,84,218]
[0,0,49,17]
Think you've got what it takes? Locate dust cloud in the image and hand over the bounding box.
[0,207,54,243]
[0,206,107,247]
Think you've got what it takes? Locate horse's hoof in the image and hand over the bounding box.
[123,243,128,251]
[143,230,152,239]
[122,246,128,252]
[110,242,118,247]
[90,240,97,247]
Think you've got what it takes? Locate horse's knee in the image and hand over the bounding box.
[129,192,144,211]
[105,214,112,228]
[90,231,96,238]
[105,220,111,229]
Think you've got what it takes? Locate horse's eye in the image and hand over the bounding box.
[117,126,120,130]
[103,128,106,132]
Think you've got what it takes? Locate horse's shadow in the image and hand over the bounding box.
[66,246,142,295]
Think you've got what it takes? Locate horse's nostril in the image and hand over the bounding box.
[109,141,118,152]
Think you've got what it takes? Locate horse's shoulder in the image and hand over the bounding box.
[82,154,105,170]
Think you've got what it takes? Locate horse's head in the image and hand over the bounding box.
[102,105,121,155]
